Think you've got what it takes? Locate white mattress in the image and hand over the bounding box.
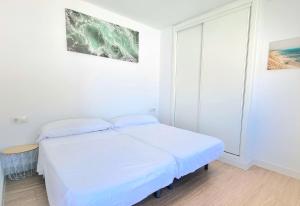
[37,130,177,206]
[116,123,224,178]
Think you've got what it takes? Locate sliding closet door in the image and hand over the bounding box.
[174,25,202,132]
[198,8,250,155]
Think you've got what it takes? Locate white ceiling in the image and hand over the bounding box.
[85,0,235,29]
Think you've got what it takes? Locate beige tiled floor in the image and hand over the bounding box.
[4,161,300,206]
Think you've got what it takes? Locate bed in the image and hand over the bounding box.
[37,129,177,206]
[112,117,224,179]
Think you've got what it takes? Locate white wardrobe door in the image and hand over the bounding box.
[199,8,250,155]
[174,25,202,132]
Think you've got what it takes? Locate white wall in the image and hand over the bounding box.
[159,27,173,125]
[249,0,300,178]
[0,0,160,149]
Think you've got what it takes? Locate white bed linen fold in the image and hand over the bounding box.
[38,130,177,206]
[116,124,224,178]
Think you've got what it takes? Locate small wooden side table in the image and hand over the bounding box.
[1,144,39,180]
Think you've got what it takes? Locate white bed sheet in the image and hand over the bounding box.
[37,130,177,206]
[116,124,224,178]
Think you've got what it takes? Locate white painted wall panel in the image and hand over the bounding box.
[198,8,250,155]
[174,25,202,132]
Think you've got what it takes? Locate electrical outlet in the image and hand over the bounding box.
[13,116,28,124]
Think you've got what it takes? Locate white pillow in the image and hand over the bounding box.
[110,114,159,128]
[37,118,112,142]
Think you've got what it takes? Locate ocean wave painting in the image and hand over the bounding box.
[65,9,139,63]
[268,37,300,70]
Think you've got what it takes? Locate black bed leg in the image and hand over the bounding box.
[167,183,174,190]
[154,190,161,198]
[204,164,209,170]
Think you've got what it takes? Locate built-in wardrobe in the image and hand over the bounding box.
[172,2,253,156]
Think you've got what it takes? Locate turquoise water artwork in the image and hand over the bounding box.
[65,9,139,63]
[268,37,300,70]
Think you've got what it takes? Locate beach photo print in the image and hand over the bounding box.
[267,37,300,70]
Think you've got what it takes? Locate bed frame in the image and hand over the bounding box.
[153,164,209,198]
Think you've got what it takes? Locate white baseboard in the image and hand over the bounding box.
[219,153,300,180]
[254,160,300,180]
[219,152,253,170]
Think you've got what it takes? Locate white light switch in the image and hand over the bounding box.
[149,108,157,114]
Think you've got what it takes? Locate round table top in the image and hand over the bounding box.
[2,144,39,155]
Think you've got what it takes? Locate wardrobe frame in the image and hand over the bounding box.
[170,0,262,168]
